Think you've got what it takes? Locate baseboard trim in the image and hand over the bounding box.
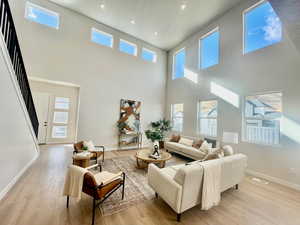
[246,169,300,191]
[0,152,39,201]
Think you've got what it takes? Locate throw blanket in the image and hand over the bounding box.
[63,165,89,201]
[201,159,222,210]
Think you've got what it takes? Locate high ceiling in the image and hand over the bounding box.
[48,0,243,50]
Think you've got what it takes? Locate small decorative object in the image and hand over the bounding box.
[82,146,88,151]
[151,142,160,158]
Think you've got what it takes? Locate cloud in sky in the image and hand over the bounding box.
[263,12,282,42]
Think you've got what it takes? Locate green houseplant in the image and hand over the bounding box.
[144,119,172,149]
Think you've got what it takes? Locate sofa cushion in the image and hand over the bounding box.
[183,146,207,159]
[161,165,183,179]
[165,142,207,159]
[165,142,186,152]
[192,139,203,149]
[179,138,194,146]
[222,145,234,156]
[170,134,181,142]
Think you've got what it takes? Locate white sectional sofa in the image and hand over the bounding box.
[148,154,248,221]
[165,136,219,160]
[165,141,207,160]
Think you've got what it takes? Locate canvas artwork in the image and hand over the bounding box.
[119,99,141,134]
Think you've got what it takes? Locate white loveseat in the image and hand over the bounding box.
[165,141,207,160]
[148,154,247,221]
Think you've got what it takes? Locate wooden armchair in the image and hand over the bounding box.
[73,141,105,164]
[66,164,125,225]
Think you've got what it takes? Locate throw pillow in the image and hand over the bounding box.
[222,145,234,156]
[179,137,194,146]
[192,139,204,149]
[199,141,212,154]
[203,148,224,161]
[170,134,181,143]
[83,140,95,151]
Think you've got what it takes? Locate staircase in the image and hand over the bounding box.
[0,0,38,137]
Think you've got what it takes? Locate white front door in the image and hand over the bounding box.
[32,84,79,144]
[32,92,50,144]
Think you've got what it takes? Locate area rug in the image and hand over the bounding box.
[98,155,186,216]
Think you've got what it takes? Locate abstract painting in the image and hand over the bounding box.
[119,99,141,134]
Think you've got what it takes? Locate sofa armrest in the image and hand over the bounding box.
[148,164,182,213]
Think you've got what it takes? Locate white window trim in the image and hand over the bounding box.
[242,91,282,146]
[171,104,184,132]
[119,39,138,56]
[197,100,218,138]
[91,28,114,48]
[242,0,266,55]
[142,47,157,63]
[199,27,219,70]
[172,47,185,80]
[25,1,60,30]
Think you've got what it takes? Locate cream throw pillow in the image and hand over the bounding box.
[179,137,194,146]
[83,140,95,151]
[199,141,212,154]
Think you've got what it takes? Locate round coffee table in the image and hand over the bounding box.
[135,149,172,169]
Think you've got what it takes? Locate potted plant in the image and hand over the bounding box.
[145,119,172,149]
[145,129,163,151]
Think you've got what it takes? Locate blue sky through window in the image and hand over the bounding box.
[200,30,219,69]
[91,29,113,47]
[142,49,156,62]
[244,1,282,54]
[173,49,185,79]
[26,3,59,29]
[119,40,137,56]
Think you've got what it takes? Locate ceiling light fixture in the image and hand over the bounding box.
[99,0,105,9]
[130,20,135,24]
[154,32,158,36]
[180,0,187,10]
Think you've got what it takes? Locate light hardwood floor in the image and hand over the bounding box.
[0,144,300,225]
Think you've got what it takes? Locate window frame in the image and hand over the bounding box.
[199,27,220,70]
[119,39,138,56]
[91,28,114,48]
[242,91,282,146]
[25,1,60,30]
[242,0,281,55]
[171,103,184,132]
[197,100,218,138]
[172,47,185,80]
[142,48,157,63]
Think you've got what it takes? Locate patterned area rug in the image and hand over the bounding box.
[99,155,187,216]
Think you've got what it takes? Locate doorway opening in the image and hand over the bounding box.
[30,78,80,144]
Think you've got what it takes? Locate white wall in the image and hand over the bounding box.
[9,0,167,149]
[166,0,300,188]
[0,34,38,199]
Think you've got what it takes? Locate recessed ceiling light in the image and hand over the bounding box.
[154,32,158,36]
[130,20,135,24]
[100,4,105,9]
[181,3,187,10]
